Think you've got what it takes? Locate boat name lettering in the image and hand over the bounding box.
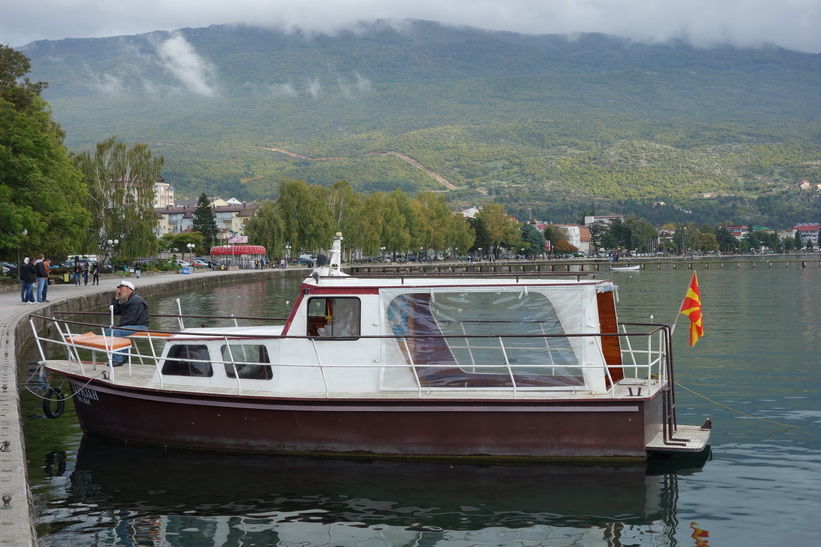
[76,387,99,405]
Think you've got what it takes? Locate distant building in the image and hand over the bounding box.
[794,223,820,247]
[583,215,623,227]
[455,206,481,219]
[154,199,258,239]
[153,178,174,208]
[558,225,591,254]
[725,225,749,240]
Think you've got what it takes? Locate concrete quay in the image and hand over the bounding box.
[0,267,303,545]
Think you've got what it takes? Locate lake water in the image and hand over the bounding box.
[19,264,821,546]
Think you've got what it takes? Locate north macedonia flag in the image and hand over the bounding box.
[679,272,703,346]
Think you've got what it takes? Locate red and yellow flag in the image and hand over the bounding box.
[679,272,703,346]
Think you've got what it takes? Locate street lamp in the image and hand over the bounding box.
[107,239,119,270]
[285,244,291,266]
[380,246,385,262]
[186,243,195,265]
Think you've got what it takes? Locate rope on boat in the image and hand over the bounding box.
[24,364,105,418]
[675,381,798,429]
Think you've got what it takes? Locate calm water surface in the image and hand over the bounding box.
[20,265,821,545]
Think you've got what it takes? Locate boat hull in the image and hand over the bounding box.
[64,374,662,461]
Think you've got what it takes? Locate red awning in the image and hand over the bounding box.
[209,245,266,255]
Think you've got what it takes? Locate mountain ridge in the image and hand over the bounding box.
[19,20,821,227]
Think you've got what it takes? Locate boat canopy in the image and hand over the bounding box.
[378,282,612,393]
[209,245,266,255]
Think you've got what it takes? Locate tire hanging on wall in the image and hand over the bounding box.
[43,387,65,419]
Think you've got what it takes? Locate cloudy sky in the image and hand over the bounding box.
[3,0,820,53]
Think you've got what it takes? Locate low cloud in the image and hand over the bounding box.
[307,78,322,98]
[154,32,218,97]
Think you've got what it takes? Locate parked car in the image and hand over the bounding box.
[1,261,18,276]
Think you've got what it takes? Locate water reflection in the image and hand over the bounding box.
[42,436,704,546]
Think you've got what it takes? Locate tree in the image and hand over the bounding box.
[276,179,333,254]
[244,199,285,259]
[192,193,219,251]
[672,223,701,254]
[468,217,492,257]
[0,45,89,259]
[476,203,520,258]
[715,226,738,253]
[520,223,546,257]
[328,180,363,259]
[543,224,569,255]
[75,136,162,264]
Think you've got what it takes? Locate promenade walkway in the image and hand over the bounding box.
[0,267,297,545]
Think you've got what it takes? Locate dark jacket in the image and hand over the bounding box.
[111,294,150,327]
[20,262,36,283]
[35,260,47,278]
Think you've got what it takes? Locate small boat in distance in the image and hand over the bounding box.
[611,264,641,271]
[32,234,710,462]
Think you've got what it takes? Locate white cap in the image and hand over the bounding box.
[118,280,135,291]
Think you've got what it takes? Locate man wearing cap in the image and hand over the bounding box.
[106,280,150,365]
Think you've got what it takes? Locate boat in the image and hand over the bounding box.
[610,264,641,271]
[31,233,710,462]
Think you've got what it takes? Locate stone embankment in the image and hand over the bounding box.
[0,267,304,545]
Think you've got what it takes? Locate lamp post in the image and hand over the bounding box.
[285,244,291,267]
[380,246,385,263]
[186,243,195,266]
[478,247,483,261]
[107,238,119,270]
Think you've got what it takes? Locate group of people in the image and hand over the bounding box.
[72,260,101,286]
[19,254,51,304]
[19,256,103,304]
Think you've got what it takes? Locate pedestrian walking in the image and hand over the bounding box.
[91,262,100,285]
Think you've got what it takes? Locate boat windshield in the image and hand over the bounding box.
[382,287,593,388]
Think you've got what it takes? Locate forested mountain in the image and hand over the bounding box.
[20,20,821,227]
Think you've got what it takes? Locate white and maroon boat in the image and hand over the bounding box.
[33,234,710,461]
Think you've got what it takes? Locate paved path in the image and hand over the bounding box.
[0,267,300,545]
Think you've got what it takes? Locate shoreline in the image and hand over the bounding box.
[0,267,305,545]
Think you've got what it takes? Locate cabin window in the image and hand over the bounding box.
[384,289,583,387]
[307,297,361,338]
[161,344,213,377]
[220,344,273,380]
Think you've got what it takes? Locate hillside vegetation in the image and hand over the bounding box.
[21,20,821,227]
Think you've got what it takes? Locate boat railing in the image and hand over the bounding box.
[32,313,672,399]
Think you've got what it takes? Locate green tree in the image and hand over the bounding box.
[0,45,89,259]
[477,203,520,258]
[192,192,219,251]
[520,223,546,257]
[468,217,491,257]
[715,226,738,253]
[76,136,162,264]
[672,223,701,254]
[277,179,333,254]
[328,180,363,258]
[244,199,285,259]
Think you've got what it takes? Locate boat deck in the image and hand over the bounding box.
[646,424,711,453]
